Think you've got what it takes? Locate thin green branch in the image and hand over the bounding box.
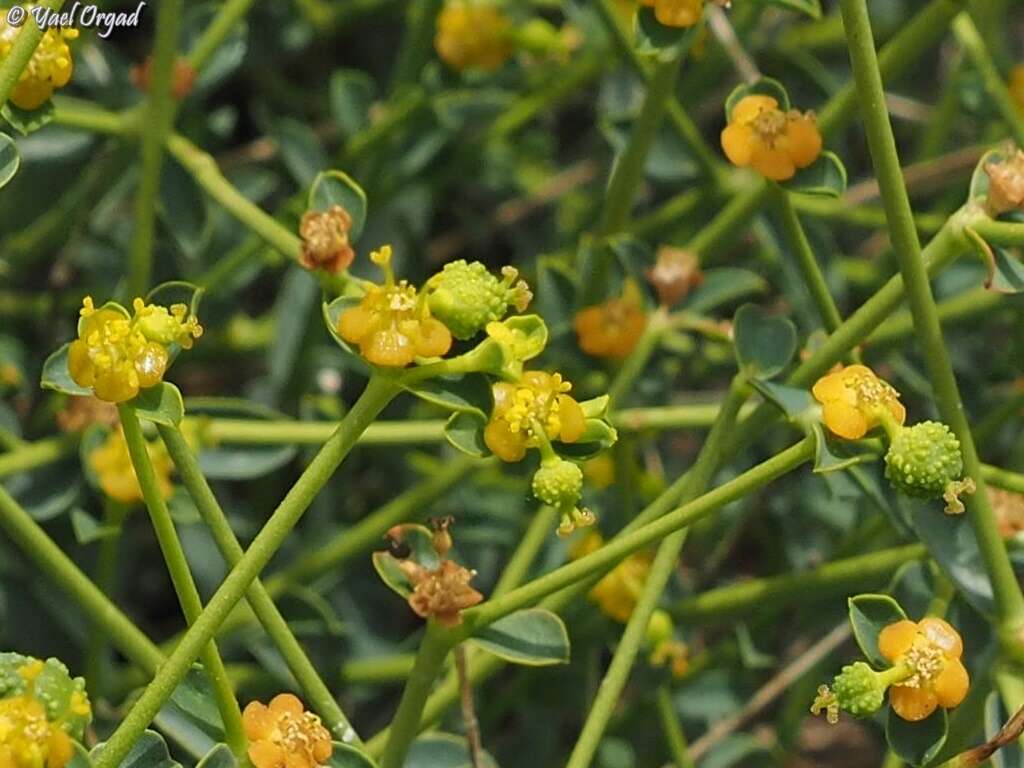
[187,0,259,73]
[839,0,1024,646]
[0,434,78,478]
[656,685,695,768]
[92,376,400,768]
[119,405,246,759]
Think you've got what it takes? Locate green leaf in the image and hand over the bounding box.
[760,0,821,19]
[968,146,1007,202]
[195,745,236,768]
[308,170,368,241]
[0,132,18,189]
[847,593,907,668]
[904,496,994,617]
[166,665,226,741]
[732,304,797,379]
[160,158,210,257]
[724,77,790,121]
[750,379,816,422]
[68,743,93,768]
[633,8,700,60]
[129,382,185,426]
[40,344,91,396]
[556,418,619,460]
[1,100,54,136]
[71,508,118,544]
[405,734,500,768]
[779,151,848,198]
[372,551,414,599]
[404,373,493,417]
[471,608,570,666]
[580,395,610,419]
[967,228,1024,294]
[186,397,298,480]
[329,69,377,136]
[321,296,372,371]
[91,730,183,768]
[886,707,947,767]
[327,742,379,768]
[811,422,879,474]
[444,412,489,458]
[372,524,442,599]
[683,268,768,314]
[984,692,1024,768]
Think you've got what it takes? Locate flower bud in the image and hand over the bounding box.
[884,421,963,499]
[427,261,532,340]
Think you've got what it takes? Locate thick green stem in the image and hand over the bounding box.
[128,0,183,296]
[774,188,845,334]
[672,543,927,622]
[566,376,748,768]
[379,622,455,768]
[656,685,695,768]
[839,0,1024,645]
[0,0,65,108]
[93,376,399,768]
[971,220,1024,248]
[462,438,814,631]
[158,424,362,744]
[119,406,246,759]
[0,485,164,672]
[952,13,1024,147]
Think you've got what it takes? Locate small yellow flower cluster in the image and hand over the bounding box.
[639,0,703,28]
[435,1,513,72]
[721,95,822,181]
[242,693,332,768]
[879,618,969,722]
[338,246,452,368]
[88,426,174,504]
[67,297,202,403]
[0,6,78,110]
[573,284,648,360]
[484,371,586,463]
[0,656,90,768]
[812,364,905,440]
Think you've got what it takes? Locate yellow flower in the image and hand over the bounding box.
[242,694,332,768]
[572,533,652,623]
[721,94,822,181]
[484,371,586,462]
[67,296,202,403]
[337,246,452,367]
[573,284,648,360]
[89,426,174,504]
[1011,64,1024,113]
[0,696,74,768]
[435,1,512,72]
[878,618,969,722]
[811,364,906,440]
[639,0,703,28]
[0,7,78,110]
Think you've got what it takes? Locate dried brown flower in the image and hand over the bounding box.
[991,486,1024,539]
[131,57,197,100]
[56,396,119,433]
[646,246,703,307]
[298,205,356,274]
[403,559,483,627]
[984,149,1024,216]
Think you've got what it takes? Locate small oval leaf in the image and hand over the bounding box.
[308,171,368,241]
[779,151,848,198]
[0,132,19,189]
[471,608,570,666]
[733,304,797,379]
[40,344,92,396]
[848,593,907,668]
[130,382,185,427]
[91,730,183,768]
[886,706,948,767]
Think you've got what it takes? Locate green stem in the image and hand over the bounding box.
[84,499,129,694]
[118,405,246,759]
[817,0,961,136]
[971,220,1024,248]
[656,685,695,768]
[0,485,164,673]
[51,96,134,135]
[839,0,1024,646]
[687,183,771,263]
[672,543,927,622]
[462,438,814,632]
[341,654,416,685]
[774,187,845,334]
[607,309,668,407]
[0,0,65,108]
[952,13,1024,147]
[165,133,302,261]
[867,288,1003,350]
[92,376,399,768]
[566,376,748,768]
[0,434,78,478]
[379,622,455,768]
[128,0,183,297]
[158,424,362,745]
[187,0,259,73]
[492,505,560,597]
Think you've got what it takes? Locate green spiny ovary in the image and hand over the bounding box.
[832,662,885,717]
[884,421,963,499]
[532,458,583,508]
[427,260,527,340]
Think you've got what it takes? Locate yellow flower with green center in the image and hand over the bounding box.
[811,364,906,440]
[67,296,203,403]
[242,693,332,768]
[721,94,823,181]
[484,371,586,462]
[0,5,78,110]
[337,246,453,367]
